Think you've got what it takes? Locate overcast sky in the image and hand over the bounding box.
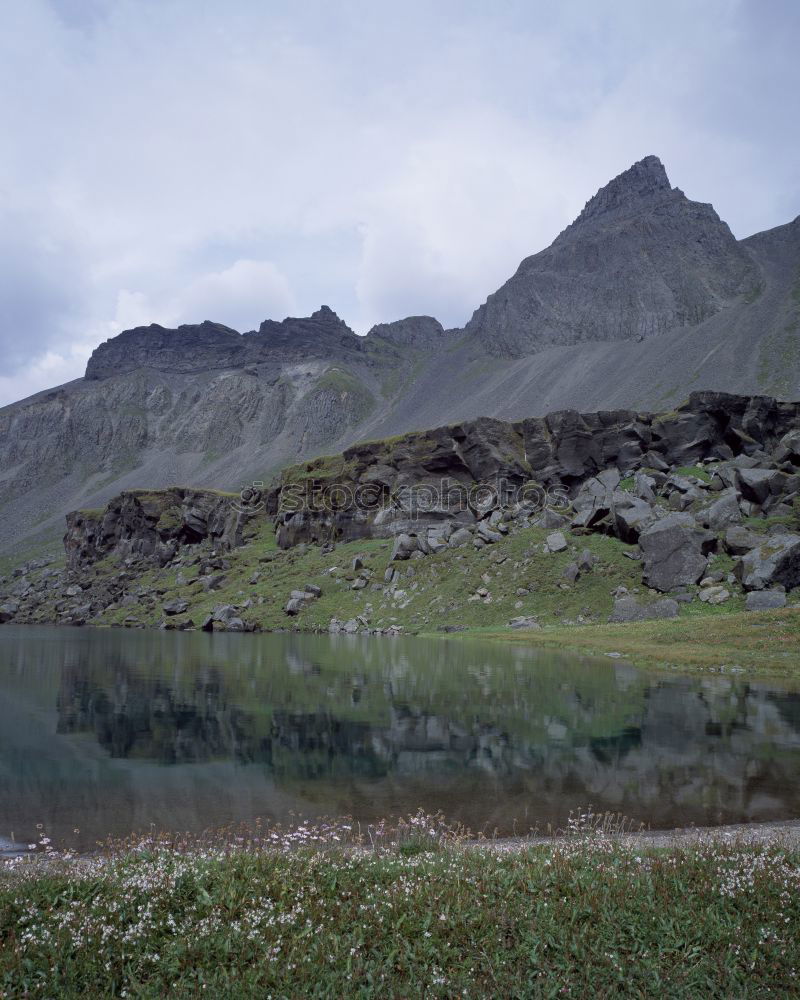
[1,0,798,405]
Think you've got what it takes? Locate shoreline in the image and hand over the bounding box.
[5,817,800,867]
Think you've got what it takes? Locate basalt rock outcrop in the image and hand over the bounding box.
[270,391,800,553]
[64,487,245,573]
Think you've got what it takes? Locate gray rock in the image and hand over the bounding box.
[284,598,306,615]
[212,603,238,623]
[546,531,568,553]
[304,583,322,597]
[736,533,800,591]
[162,598,189,616]
[0,600,19,623]
[638,513,712,592]
[391,533,418,561]
[737,467,786,504]
[533,509,570,531]
[699,490,742,531]
[613,495,657,543]
[698,585,730,605]
[476,520,504,544]
[608,596,680,623]
[724,525,762,556]
[221,617,246,631]
[745,590,787,611]
[508,616,540,629]
[562,562,580,582]
[448,527,474,548]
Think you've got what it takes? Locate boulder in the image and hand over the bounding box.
[284,598,306,615]
[638,513,713,592]
[546,531,568,553]
[633,471,656,503]
[608,596,680,623]
[723,525,762,556]
[533,509,570,531]
[698,585,730,605]
[448,527,474,548]
[304,583,322,597]
[736,534,800,591]
[162,598,189,616]
[699,490,742,531]
[391,533,418,561]
[737,468,785,504]
[508,616,540,629]
[745,590,787,611]
[613,495,656,543]
[476,521,504,544]
[0,600,19,623]
[562,562,580,583]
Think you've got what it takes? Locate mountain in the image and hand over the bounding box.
[1,155,799,561]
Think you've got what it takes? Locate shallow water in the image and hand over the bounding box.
[1,625,799,851]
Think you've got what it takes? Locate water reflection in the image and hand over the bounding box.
[1,626,799,849]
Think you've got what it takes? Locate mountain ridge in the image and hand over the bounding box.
[1,155,798,562]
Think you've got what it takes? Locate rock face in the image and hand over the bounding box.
[64,488,244,574]
[269,391,800,553]
[2,157,800,563]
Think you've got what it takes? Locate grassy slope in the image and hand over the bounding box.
[2,837,800,998]
[86,518,664,632]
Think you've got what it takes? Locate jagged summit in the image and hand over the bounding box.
[570,155,673,229]
[464,154,757,356]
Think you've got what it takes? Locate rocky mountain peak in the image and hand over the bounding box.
[464,154,757,357]
[311,304,343,323]
[569,155,673,230]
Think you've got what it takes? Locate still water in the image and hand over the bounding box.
[1,625,799,851]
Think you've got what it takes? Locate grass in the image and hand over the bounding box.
[479,608,800,677]
[78,517,651,634]
[2,824,799,998]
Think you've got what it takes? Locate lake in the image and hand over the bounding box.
[1,625,799,852]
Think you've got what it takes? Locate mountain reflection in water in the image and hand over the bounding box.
[1,626,799,850]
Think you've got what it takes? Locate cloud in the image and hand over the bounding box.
[109,260,296,336]
[0,0,797,404]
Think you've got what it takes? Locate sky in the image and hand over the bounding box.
[1,0,798,406]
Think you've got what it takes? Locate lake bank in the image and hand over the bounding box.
[3,827,800,998]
